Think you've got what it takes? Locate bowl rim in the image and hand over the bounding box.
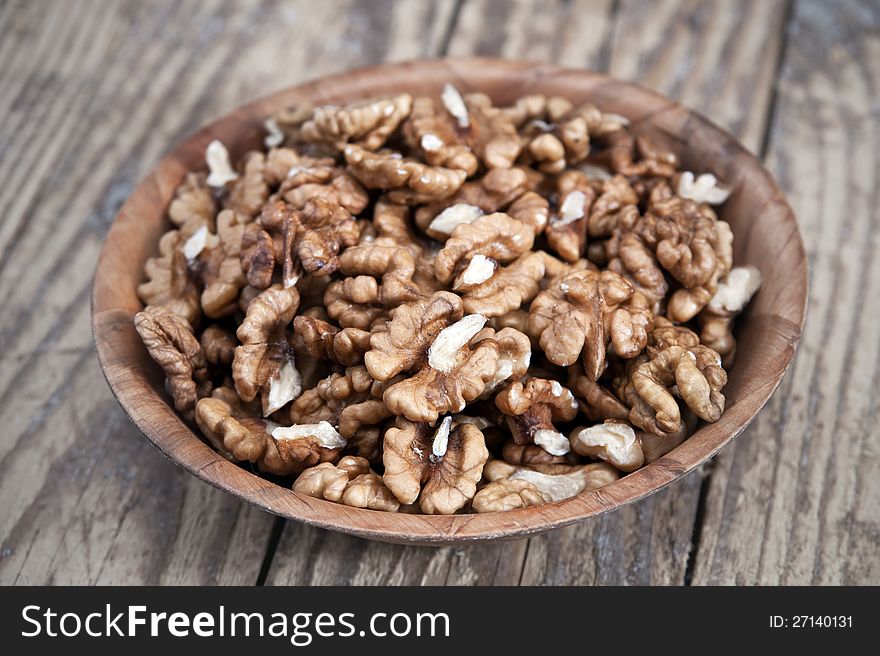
[92,57,808,544]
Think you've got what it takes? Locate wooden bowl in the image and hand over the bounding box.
[92,58,807,544]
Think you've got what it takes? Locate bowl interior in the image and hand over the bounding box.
[92,58,807,544]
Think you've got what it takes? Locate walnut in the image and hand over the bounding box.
[342,474,402,512]
[501,440,577,466]
[293,315,371,366]
[270,103,315,145]
[570,421,644,472]
[525,131,567,174]
[454,90,522,169]
[608,288,654,359]
[529,268,651,377]
[508,96,627,170]
[344,144,467,204]
[534,250,592,284]
[432,84,522,169]
[240,223,276,290]
[223,150,269,218]
[205,139,238,188]
[168,172,216,237]
[567,362,629,422]
[269,421,346,473]
[292,456,371,501]
[336,244,425,306]
[507,462,619,499]
[648,190,734,322]
[232,284,302,415]
[280,164,369,216]
[676,171,731,205]
[338,400,391,462]
[194,397,254,460]
[382,313,508,423]
[196,209,249,318]
[503,94,573,126]
[200,324,236,366]
[263,118,284,149]
[371,199,440,292]
[290,366,391,462]
[577,162,614,181]
[264,147,336,186]
[323,279,388,330]
[291,366,373,424]
[604,131,679,178]
[134,305,209,412]
[507,191,550,234]
[194,393,280,468]
[488,308,530,335]
[256,198,356,285]
[238,285,261,313]
[300,94,413,151]
[495,378,579,455]
[473,459,619,512]
[364,291,463,381]
[472,478,548,513]
[383,416,489,514]
[615,320,727,435]
[371,198,428,255]
[415,167,531,230]
[555,102,628,164]
[403,95,479,175]
[282,198,360,278]
[453,251,544,318]
[638,410,697,464]
[441,83,470,128]
[290,382,344,427]
[435,213,535,285]
[425,203,484,240]
[481,458,522,481]
[546,185,596,263]
[475,326,532,395]
[137,230,201,325]
[588,175,639,238]
[605,226,669,312]
[698,265,762,361]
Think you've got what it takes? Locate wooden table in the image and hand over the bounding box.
[1,0,877,586]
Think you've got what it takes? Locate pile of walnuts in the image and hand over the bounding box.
[134,85,761,514]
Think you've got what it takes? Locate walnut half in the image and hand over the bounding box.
[383,417,489,514]
[495,378,579,456]
[473,460,619,512]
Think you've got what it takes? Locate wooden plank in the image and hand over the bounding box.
[267,0,791,586]
[691,0,880,585]
[0,0,457,585]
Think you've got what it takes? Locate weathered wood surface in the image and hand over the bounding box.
[0,0,876,585]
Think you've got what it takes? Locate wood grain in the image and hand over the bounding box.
[691,0,880,585]
[0,0,458,585]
